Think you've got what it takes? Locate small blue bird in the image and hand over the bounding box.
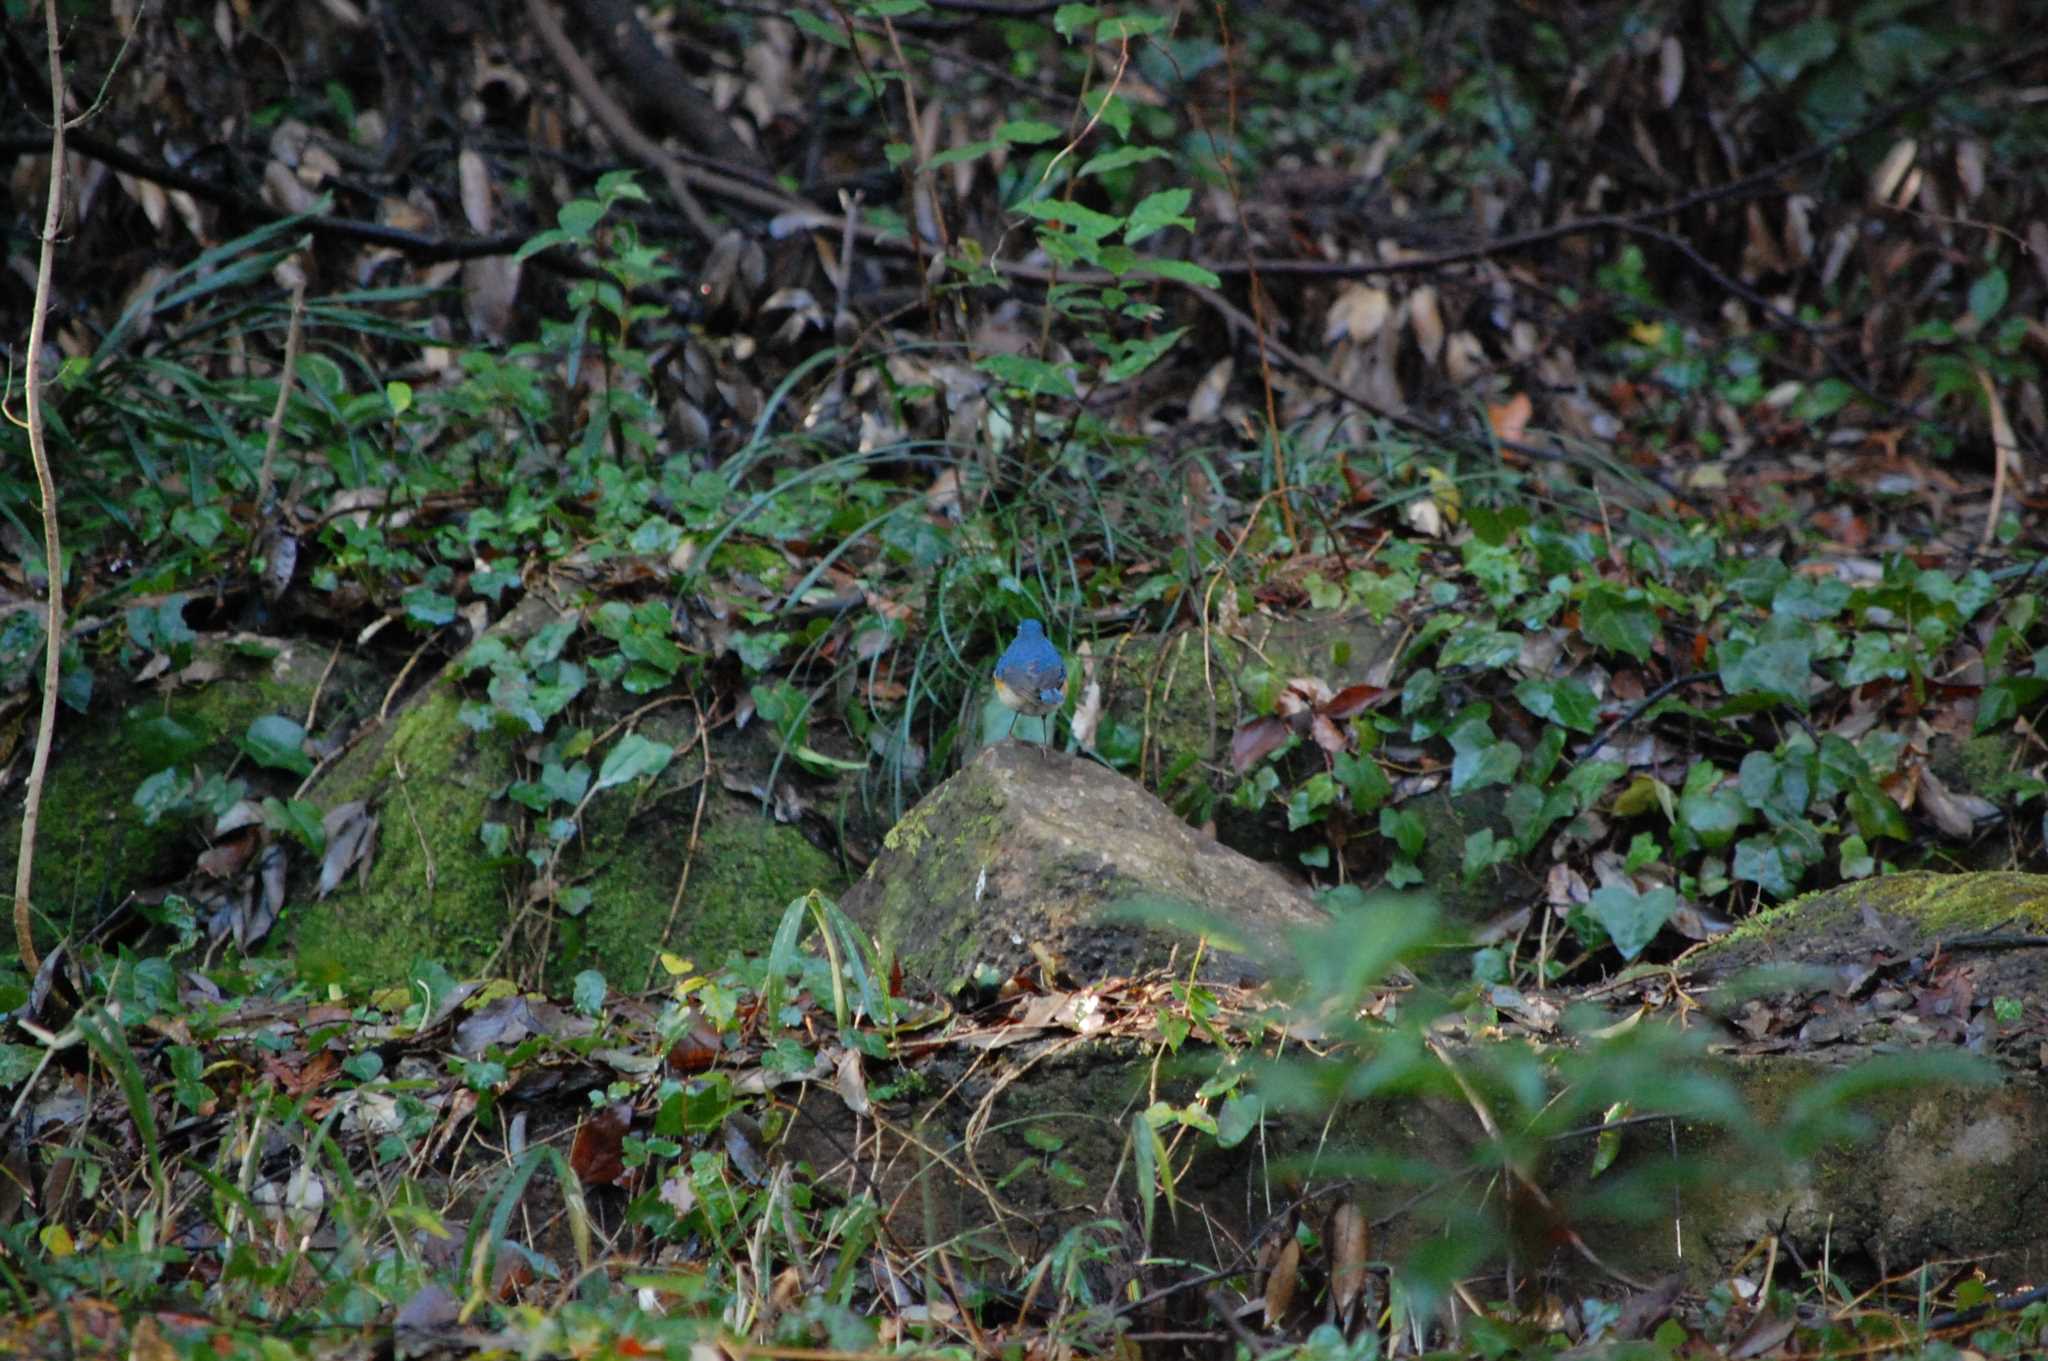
[993,619,1067,757]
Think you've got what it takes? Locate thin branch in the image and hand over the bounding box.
[13,0,73,973]
[523,0,719,244]
[253,270,307,520]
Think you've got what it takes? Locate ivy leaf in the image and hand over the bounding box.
[1514,676,1598,732]
[1380,807,1426,858]
[1579,586,1659,662]
[540,761,592,806]
[594,733,675,793]
[241,714,313,776]
[262,796,326,853]
[1216,1091,1263,1149]
[1448,719,1521,795]
[1586,881,1679,961]
[1845,779,1910,843]
[1676,764,1748,851]
[403,587,457,627]
[1720,637,1815,708]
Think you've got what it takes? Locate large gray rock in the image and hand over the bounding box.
[842,741,1327,988]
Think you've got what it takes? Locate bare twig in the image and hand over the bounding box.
[253,270,307,521]
[11,0,74,974]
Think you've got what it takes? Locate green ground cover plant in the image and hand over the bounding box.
[4,0,2048,1355]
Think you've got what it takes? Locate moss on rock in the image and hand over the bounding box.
[3,636,372,950]
[293,681,519,989]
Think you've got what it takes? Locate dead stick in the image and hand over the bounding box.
[10,0,73,974]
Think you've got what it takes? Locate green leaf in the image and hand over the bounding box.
[1739,747,1812,823]
[1438,627,1522,670]
[573,969,607,1017]
[1978,675,2048,733]
[403,587,457,628]
[1732,830,1813,897]
[1720,637,1814,708]
[1448,718,1521,795]
[1845,778,1910,842]
[787,8,849,46]
[1020,197,1122,241]
[1579,586,1659,663]
[1380,806,1425,858]
[242,714,313,776]
[1053,3,1099,38]
[1504,781,1572,852]
[996,119,1061,145]
[1791,378,1855,422]
[927,139,997,170]
[1586,881,1679,961]
[1133,258,1222,288]
[1968,269,2009,324]
[1216,1091,1263,1149]
[977,352,1076,398]
[1104,327,1185,381]
[1097,13,1166,39]
[1771,576,1850,621]
[133,767,186,824]
[263,796,327,853]
[125,713,211,769]
[1463,828,1511,879]
[594,733,675,793]
[1676,764,1748,851]
[794,745,870,775]
[1124,188,1193,245]
[1514,677,1598,732]
[1333,750,1391,813]
[1082,87,1131,139]
[540,761,592,807]
[1749,17,1838,87]
[1080,145,1169,177]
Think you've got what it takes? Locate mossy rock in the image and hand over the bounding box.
[294,598,847,991]
[3,634,381,952]
[844,741,1326,990]
[292,679,519,989]
[1693,868,2048,970]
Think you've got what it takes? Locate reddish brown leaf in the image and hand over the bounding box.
[1231,716,1291,773]
[667,1018,721,1074]
[569,1103,632,1187]
[195,829,259,880]
[1324,684,1389,720]
[1488,391,1532,445]
[1263,1236,1300,1328]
